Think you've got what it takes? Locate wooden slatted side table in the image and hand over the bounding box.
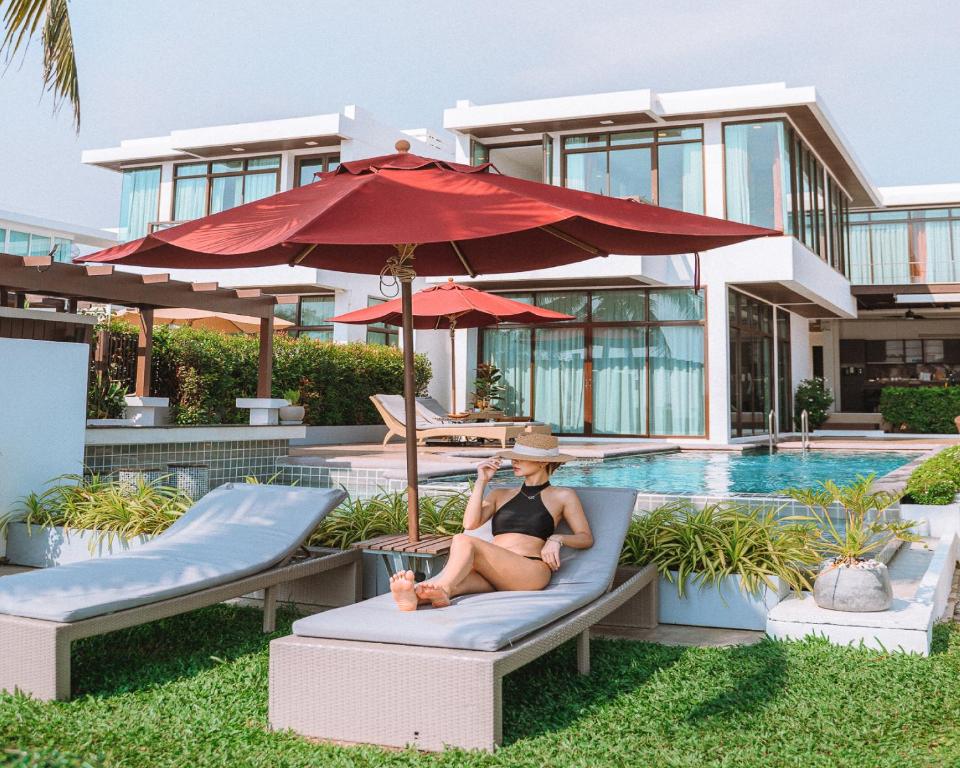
[351,533,453,582]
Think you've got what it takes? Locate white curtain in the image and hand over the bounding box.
[724,126,751,224]
[592,328,647,434]
[681,142,704,215]
[922,221,956,282]
[119,168,161,241]
[870,223,910,284]
[483,328,531,416]
[243,172,278,203]
[174,177,206,222]
[848,226,872,283]
[649,326,705,436]
[534,329,585,433]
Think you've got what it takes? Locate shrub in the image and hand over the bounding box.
[619,500,821,596]
[905,446,960,505]
[96,322,432,426]
[309,490,467,549]
[794,377,834,429]
[879,386,960,434]
[1,474,192,552]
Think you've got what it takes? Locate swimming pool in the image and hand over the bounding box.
[435,450,914,496]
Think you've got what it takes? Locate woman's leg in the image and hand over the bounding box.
[417,533,551,607]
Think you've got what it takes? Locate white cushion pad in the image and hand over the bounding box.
[0,484,345,623]
[293,487,637,651]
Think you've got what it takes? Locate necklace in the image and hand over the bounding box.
[518,482,549,500]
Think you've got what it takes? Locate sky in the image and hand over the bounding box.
[1,0,959,232]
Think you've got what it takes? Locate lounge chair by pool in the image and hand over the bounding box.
[0,484,358,701]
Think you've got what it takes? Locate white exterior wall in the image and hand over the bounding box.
[0,338,87,552]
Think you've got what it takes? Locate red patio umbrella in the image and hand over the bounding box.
[79,140,777,541]
[328,278,574,412]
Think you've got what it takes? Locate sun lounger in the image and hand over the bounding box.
[372,393,551,448]
[0,484,359,701]
[269,487,657,752]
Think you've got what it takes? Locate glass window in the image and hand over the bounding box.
[366,297,398,346]
[649,325,705,436]
[0,228,5,251]
[7,230,29,256]
[535,291,588,320]
[563,126,703,211]
[300,296,335,327]
[54,238,72,262]
[724,122,791,232]
[173,156,281,220]
[592,327,647,434]
[649,289,705,321]
[534,328,585,433]
[658,141,703,214]
[273,302,298,324]
[610,130,653,146]
[299,329,333,341]
[296,154,340,187]
[482,327,532,416]
[591,290,646,322]
[564,151,606,195]
[609,147,652,201]
[28,235,51,257]
[119,166,161,241]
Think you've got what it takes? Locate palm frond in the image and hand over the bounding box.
[1,0,80,129]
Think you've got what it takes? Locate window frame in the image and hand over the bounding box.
[560,125,705,212]
[365,296,399,346]
[172,155,281,220]
[294,153,341,187]
[276,293,336,340]
[477,286,708,439]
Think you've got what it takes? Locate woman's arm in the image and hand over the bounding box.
[539,489,593,571]
[462,458,503,531]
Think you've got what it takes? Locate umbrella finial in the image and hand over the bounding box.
[395,139,411,154]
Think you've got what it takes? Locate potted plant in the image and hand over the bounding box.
[471,363,505,412]
[783,475,917,612]
[87,375,129,423]
[900,446,960,537]
[617,501,821,630]
[793,377,834,430]
[279,389,305,425]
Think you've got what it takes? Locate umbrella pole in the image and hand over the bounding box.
[449,323,457,413]
[400,275,420,543]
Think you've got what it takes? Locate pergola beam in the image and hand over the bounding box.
[0,254,277,318]
[257,316,274,398]
[134,309,154,397]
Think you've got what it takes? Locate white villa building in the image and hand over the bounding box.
[0,209,114,264]
[80,83,960,444]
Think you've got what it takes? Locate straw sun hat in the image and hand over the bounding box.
[497,432,576,463]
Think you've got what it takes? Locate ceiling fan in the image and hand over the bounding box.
[904,309,926,320]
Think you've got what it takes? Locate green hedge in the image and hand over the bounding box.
[98,321,431,426]
[879,386,960,434]
[905,446,960,505]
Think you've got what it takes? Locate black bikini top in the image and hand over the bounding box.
[491,481,556,540]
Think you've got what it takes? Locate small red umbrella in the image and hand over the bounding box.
[79,141,777,541]
[329,278,574,412]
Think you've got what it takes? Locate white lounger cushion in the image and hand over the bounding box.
[292,487,637,651]
[378,394,545,429]
[0,484,345,623]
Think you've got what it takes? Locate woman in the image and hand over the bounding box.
[389,433,593,611]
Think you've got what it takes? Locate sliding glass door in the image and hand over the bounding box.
[534,329,585,434]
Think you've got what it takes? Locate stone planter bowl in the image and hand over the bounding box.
[814,559,893,612]
[279,405,305,425]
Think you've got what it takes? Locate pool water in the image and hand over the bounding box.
[438,450,913,496]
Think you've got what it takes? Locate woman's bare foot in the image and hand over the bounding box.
[416,581,451,608]
[389,570,418,611]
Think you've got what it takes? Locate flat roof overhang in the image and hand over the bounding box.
[730,281,843,318]
[0,253,289,318]
[853,283,960,310]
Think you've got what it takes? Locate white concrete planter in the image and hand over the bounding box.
[86,418,136,427]
[658,571,789,630]
[278,405,305,425]
[4,522,152,567]
[902,502,960,539]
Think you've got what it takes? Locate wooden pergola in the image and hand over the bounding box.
[0,253,293,398]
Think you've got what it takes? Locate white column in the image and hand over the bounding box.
[704,279,731,444]
[819,320,841,412]
[702,119,725,219]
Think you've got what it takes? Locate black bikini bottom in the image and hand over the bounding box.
[525,555,544,562]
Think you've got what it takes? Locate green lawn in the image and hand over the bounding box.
[4,605,960,767]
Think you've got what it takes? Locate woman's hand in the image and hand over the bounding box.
[476,458,501,485]
[540,538,561,571]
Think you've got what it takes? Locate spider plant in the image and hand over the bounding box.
[621,500,822,597]
[2,472,191,552]
[781,474,917,567]
[309,489,467,549]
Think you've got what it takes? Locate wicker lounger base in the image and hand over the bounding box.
[0,547,360,702]
[269,563,656,752]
